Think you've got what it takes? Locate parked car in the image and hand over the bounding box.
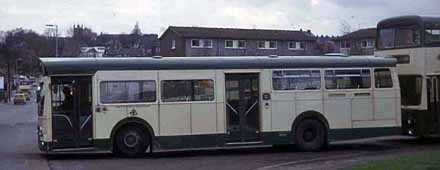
[13,93,26,105]
[23,93,31,101]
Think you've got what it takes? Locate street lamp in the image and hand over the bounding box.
[45,24,58,57]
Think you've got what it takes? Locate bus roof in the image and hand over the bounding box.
[40,56,397,75]
[377,15,440,29]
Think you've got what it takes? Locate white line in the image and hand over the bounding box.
[254,153,366,170]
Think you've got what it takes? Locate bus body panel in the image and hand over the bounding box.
[38,77,52,143]
[158,70,218,136]
[37,56,402,153]
[375,15,440,136]
[375,48,429,111]
[94,70,159,140]
[259,69,272,132]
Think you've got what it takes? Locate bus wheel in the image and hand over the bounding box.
[294,119,326,151]
[114,126,149,157]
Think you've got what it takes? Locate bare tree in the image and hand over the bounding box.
[339,19,353,35]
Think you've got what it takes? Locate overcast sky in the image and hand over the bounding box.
[1,0,440,36]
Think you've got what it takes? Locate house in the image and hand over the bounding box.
[79,46,106,57]
[333,28,376,55]
[97,33,159,57]
[159,26,318,57]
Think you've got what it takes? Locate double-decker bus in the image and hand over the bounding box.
[375,15,440,136]
[37,56,400,157]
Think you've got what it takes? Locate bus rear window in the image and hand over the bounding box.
[399,75,422,106]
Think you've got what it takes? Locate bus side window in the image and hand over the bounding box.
[325,69,371,90]
[374,69,393,88]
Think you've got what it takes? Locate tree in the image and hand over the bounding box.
[339,19,353,35]
[131,22,142,35]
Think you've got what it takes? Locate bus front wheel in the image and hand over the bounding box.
[294,119,326,151]
[114,125,149,157]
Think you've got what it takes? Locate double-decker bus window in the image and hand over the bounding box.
[378,28,395,49]
[395,26,421,47]
[378,26,421,49]
[426,29,440,44]
[399,75,422,105]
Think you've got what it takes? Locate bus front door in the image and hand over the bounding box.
[51,76,93,149]
[225,73,260,143]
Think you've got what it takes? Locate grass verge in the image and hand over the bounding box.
[340,150,440,170]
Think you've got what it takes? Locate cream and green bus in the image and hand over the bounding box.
[375,15,440,136]
[37,55,401,157]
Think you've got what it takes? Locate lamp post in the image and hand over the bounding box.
[45,24,58,57]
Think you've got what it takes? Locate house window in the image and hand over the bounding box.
[341,41,351,49]
[225,40,233,48]
[191,39,200,47]
[238,40,246,48]
[367,40,374,48]
[258,41,266,49]
[225,40,246,49]
[191,39,213,48]
[203,39,212,48]
[288,42,306,50]
[361,40,374,48]
[171,40,176,50]
[258,41,277,49]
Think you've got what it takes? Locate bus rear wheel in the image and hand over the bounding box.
[114,126,149,157]
[294,119,326,151]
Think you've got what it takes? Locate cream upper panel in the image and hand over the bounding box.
[426,47,440,74]
[158,70,216,80]
[95,70,158,81]
[375,47,439,75]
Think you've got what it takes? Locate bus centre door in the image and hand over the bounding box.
[225,73,260,143]
[50,76,93,149]
[428,75,440,132]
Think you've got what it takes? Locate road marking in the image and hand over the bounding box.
[254,153,368,170]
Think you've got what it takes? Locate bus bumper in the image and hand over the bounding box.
[402,109,439,136]
[37,126,50,152]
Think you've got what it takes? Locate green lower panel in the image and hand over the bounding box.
[155,134,227,149]
[328,126,402,141]
[94,139,111,150]
[46,126,401,152]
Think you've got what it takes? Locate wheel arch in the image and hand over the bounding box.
[110,117,155,151]
[291,111,329,137]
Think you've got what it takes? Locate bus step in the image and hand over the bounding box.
[225,141,263,146]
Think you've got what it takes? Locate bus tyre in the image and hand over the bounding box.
[294,119,326,151]
[114,126,149,157]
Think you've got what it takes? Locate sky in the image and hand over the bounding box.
[1,0,440,37]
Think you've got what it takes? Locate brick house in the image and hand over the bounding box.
[333,28,376,55]
[97,33,159,57]
[159,26,318,57]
